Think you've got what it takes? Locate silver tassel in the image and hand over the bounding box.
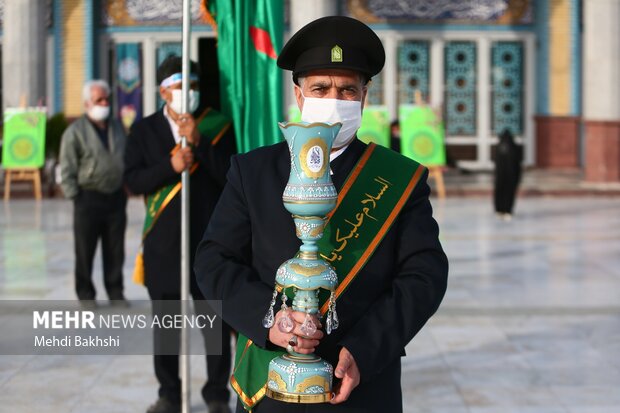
[329,291,339,331]
[326,312,332,335]
[280,290,288,311]
[262,288,278,328]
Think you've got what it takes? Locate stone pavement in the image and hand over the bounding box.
[436,168,620,197]
[1,196,619,412]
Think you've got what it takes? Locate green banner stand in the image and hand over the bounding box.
[399,105,446,166]
[2,108,47,169]
[288,105,302,123]
[358,106,390,148]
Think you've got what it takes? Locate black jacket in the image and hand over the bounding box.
[194,138,448,411]
[124,109,236,296]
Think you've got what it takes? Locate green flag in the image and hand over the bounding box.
[209,0,283,153]
[2,109,46,169]
[399,105,446,166]
[357,106,390,148]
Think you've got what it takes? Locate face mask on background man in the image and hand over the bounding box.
[169,89,200,114]
[88,105,110,121]
[299,91,362,149]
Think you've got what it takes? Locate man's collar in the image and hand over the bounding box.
[85,115,107,131]
[330,133,358,163]
[163,104,178,121]
[329,140,354,175]
[330,145,348,163]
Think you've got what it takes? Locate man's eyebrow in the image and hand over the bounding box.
[308,80,331,88]
[337,82,360,89]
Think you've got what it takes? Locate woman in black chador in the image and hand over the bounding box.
[494,129,522,220]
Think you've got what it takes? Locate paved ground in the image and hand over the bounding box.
[1,196,619,412]
[438,168,620,197]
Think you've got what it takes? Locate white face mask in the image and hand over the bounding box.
[299,90,363,149]
[88,105,110,121]
[169,89,200,114]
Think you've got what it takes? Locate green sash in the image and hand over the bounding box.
[231,143,427,411]
[132,108,232,285]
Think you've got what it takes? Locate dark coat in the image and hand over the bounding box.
[124,109,236,297]
[194,138,448,412]
[494,130,522,215]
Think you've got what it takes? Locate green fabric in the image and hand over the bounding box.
[142,184,176,240]
[197,109,230,140]
[399,105,446,166]
[357,106,390,148]
[209,0,284,153]
[232,334,284,409]
[2,109,46,169]
[316,145,422,304]
[231,144,425,411]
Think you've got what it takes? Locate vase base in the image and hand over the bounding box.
[265,388,333,404]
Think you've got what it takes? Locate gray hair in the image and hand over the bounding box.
[82,79,110,104]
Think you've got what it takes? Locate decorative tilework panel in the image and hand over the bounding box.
[491,41,524,135]
[444,41,477,136]
[397,40,430,105]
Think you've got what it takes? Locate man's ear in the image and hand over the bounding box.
[294,85,304,111]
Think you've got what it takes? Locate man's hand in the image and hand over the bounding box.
[170,147,194,173]
[330,347,360,404]
[268,310,323,355]
[176,114,201,146]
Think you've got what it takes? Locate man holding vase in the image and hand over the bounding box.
[195,16,448,413]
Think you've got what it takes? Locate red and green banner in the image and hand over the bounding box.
[207,0,284,153]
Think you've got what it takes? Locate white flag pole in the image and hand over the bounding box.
[180,0,192,412]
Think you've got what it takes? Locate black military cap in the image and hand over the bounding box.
[277,16,385,84]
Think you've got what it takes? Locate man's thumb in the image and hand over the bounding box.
[335,355,351,378]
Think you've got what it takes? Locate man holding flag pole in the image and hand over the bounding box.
[124,30,236,413]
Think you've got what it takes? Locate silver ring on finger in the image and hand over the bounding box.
[286,344,294,352]
[288,335,298,347]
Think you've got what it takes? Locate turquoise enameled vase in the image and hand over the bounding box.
[262,121,342,403]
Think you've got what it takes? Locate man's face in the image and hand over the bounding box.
[86,86,109,110]
[294,69,367,110]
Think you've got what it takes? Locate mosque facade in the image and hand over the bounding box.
[1,0,618,181]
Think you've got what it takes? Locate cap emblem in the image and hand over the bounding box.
[331,45,343,63]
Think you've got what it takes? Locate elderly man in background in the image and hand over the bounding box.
[59,79,128,308]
